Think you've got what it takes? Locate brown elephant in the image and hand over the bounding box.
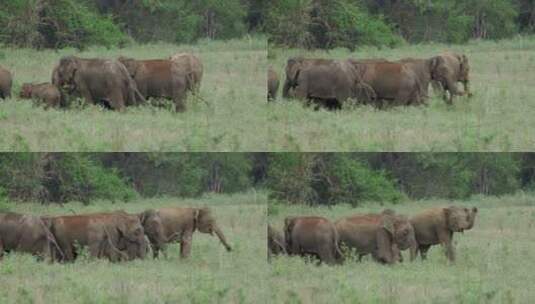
[48,211,147,262]
[431,52,472,104]
[268,224,286,260]
[0,212,59,261]
[52,56,145,111]
[169,53,203,92]
[139,207,232,259]
[349,60,423,107]
[335,210,417,264]
[398,57,442,101]
[284,216,342,265]
[268,67,279,101]
[0,65,13,99]
[19,83,61,109]
[410,206,478,262]
[284,57,376,109]
[118,57,188,112]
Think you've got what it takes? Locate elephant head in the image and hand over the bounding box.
[56,56,80,92]
[19,83,33,98]
[282,58,304,98]
[117,57,141,79]
[268,225,286,256]
[114,213,147,259]
[194,208,232,252]
[444,206,473,233]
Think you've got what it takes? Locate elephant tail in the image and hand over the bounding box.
[332,225,344,263]
[39,218,65,262]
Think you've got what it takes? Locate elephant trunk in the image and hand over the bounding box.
[213,226,232,252]
[409,238,418,262]
[282,79,292,98]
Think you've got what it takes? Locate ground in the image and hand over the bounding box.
[0,192,267,304]
[268,36,535,151]
[0,38,267,152]
[268,193,535,303]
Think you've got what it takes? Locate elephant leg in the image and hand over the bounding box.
[108,91,125,112]
[419,245,431,260]
[437,231,455,262]
[463,80,473,98]
[0,239,4,259]
[179,232,193,258]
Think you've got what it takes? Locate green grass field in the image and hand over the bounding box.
[0,192,268,304]
[268,193,535,303]
[0,37,267,152]
[268,36,535,152]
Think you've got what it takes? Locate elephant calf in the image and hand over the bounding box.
[335,210,417,264]
[284,216,342,265]
[410,206,478,262]
[20,83,61,109]
[0,212,57,261]
[119,57,188,112]
[267,68,279,101]
[268,224,285,260]
[139,207,232,259]
[0,65,13,99]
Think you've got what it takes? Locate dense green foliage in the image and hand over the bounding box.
[268,0,535,48]
[0,0,266,49]
[1,153,534,205]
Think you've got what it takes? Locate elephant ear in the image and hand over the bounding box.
[428,56,442,77]
[286,58,302,83]
[381,215,396,237]
[139,209,157,226]
[118,57,139,77]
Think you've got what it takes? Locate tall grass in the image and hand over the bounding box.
[0,37,267,152]
[0,192,268,303]
[267,36,535,152]
[269,192,535,303]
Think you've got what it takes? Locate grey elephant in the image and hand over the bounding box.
[284,216,343,265]
[268,224,285,261]
[169,53,203,93]
[431,52,472,104]
[284,57,376,109]
[268,67,279,101]
[349,60,423,107]
[48,211,147,262]
[19,83,62,109]
[0,212,59,261]
[0,65,13,99]
[118,57,188,112]
[335,210,417,264]
[139,207,232,259]
[52,56,145,111]
[410,206,478,262]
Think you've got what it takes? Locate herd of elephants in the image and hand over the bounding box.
[268,52,471,109]
[0,207,232,262]
[0,53,203,111]
[269,206,478,265]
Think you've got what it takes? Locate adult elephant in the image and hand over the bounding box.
[268,224,285,260]
[431,52,472,104]
[52,56,145,111]
[284,58,375,109]
[138,207,232,259]
[335,210,417,264]
[0,212,59,261]
[349,60,422,107]
[284,216,342,265]
[118,57,188,112]
[48,211,147,262]
[398,57,442,101]
[0,65,13,99]
[267,67,279,101]
[410,206,478,262]
[169,53,203,92]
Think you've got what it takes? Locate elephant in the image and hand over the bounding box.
[52,56,146,111]
[138,207,232,259]
[349,60,423,107]
[398,57,442,101]
[118,57,188,112]
[0,212,59,261]
[335,210,417,264]
[268,224,285,260]
[430,52,472,104]
[48,211,147,262]
[284,216,342,265]
[284,57,376,109]
[19,83,61,109]
[267,67,279,101]
[169,53,203,93]
[0,65,13,99]
[410,206,478,262]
